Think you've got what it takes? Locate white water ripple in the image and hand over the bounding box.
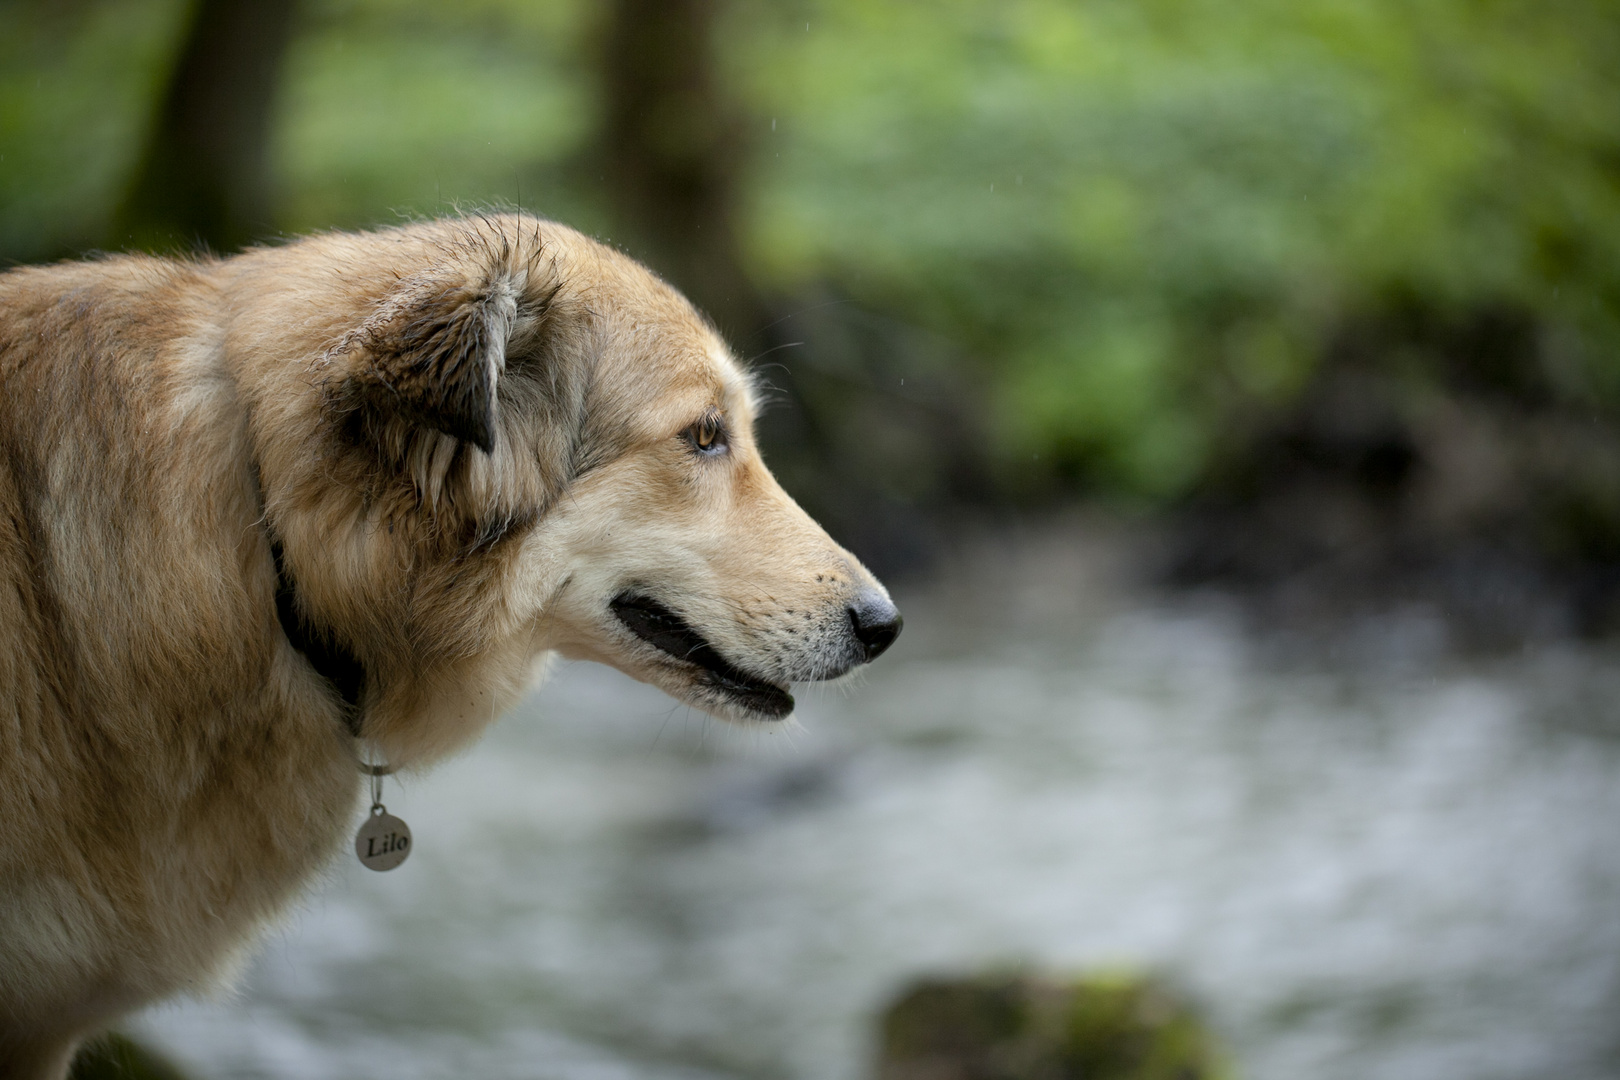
[136,547,1620,1080]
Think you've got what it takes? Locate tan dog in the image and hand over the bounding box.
[0,215,900,1077]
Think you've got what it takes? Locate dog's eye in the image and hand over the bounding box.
[686,413,729,456]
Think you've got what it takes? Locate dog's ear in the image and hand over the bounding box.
[344,275,520,454]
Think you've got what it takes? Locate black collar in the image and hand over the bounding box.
[269,534,367,737]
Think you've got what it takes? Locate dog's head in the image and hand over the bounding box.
[246,215,898,753]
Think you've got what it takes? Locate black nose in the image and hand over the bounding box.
[848,590,903,662]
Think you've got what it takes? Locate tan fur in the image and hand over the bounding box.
[0,215,896,1075]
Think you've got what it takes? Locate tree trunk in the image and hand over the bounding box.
[594,2,955,575]
[115,0,300,253]
[597,0,766,344]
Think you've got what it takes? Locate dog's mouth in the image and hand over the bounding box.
[609,593,795,720]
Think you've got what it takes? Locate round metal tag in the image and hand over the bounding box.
[355,808,412,871]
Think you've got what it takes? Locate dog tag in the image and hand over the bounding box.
[355,806,412,871]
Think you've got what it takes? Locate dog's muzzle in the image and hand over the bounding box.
[609,593,797,719]
[847,589,903,662]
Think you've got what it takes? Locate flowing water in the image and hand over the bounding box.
[135,526,1620,1080]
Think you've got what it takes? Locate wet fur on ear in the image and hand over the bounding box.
[318,226,576,531]
[347,273,520,453]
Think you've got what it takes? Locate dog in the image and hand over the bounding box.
[0,214,901,1077]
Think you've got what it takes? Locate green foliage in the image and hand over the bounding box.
[275,0,598,234]
[732,0,1620,496]
[0,0,190,260]
[0,0,602,260]
[70,1031,190,1080]
[877,972,1228,1080]
[4,0,1617,502]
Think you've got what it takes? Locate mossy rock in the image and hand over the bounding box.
[877,972,1227,1080]
[70,1032,191,1080]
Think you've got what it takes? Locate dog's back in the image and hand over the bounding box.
[0,258,357,1071]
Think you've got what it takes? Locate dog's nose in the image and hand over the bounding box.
[848,590,903,662]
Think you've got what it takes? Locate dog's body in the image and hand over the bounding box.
[0,216,899,1076]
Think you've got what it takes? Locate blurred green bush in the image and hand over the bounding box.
[4,0,1617,513]
[876,971,1228,1080]
[734,0,1620,502]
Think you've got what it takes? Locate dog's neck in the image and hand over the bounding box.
[268,535,368,736]
[250,452,367,735]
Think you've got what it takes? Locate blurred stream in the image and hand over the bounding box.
[137,525,1620,1080]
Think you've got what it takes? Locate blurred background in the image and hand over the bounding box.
[9,1,1620,1078]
